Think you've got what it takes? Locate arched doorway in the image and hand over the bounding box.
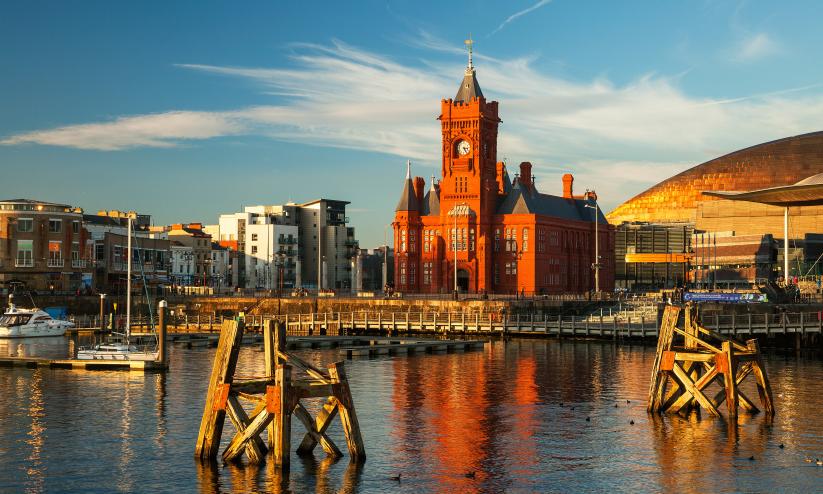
[457,269,470,293]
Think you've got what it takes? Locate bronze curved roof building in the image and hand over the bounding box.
[607,131,823,224]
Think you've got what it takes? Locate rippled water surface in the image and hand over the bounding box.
[1,336,822,493]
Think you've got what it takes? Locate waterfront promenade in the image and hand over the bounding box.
[68,306,823,341]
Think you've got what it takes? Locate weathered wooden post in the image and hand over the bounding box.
[195,318,245,461]
[157,300,168,367]
[99,293,107,332]
[648,304,775,420]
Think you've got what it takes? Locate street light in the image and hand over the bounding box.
[584,193,601,294]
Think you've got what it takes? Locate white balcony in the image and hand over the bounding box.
[15,259,33,268]
[71,259,87,269]
[47,258,64,268]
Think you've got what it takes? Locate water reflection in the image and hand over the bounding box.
[24,369,45,494]
[0,339,822,493]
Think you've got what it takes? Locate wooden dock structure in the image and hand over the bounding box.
[0,356,166,371]
[647,304,775,419]
[84,307,823,340]
[195,319,365,466]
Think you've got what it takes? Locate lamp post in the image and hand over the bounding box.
[585,194,601,294]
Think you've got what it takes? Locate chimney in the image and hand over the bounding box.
[496,162,507,194]
[519,162,532,192]
[413,177,426,205]
[562,173,574,199]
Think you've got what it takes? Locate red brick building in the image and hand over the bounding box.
[392,53,614,295]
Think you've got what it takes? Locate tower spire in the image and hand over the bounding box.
[464,34,474,73]
[406,159,411,179]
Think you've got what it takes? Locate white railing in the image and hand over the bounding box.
[47,258,64,268]
[15,259,33,267]
[71,259,87,268]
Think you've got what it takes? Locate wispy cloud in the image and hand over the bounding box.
[733,32,780,62]
[490,0,553,36]
[3,38,823,211]
[0,111,245,150]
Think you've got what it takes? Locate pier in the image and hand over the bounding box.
[87,307,823,340]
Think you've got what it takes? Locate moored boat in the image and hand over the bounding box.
[0,304,74,338]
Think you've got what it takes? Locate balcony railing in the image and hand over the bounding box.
[279,237,298,245]
[15,259,34,268]
[71,259,87,269]
[47,258,64,268]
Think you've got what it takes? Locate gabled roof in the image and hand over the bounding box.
[455,68,483,103]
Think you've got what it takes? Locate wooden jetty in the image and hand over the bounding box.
[195,319,365,466]
[0,356,166,371]
[339,338,485,358]
[92,306,823,340]
[647,304,775,419]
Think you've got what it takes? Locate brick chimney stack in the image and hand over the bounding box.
[562,173,574,199]
[413,177,426,205]
[519,162,532,192]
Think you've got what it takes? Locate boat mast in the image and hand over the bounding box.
[126,215,132,344]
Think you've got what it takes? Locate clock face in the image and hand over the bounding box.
[457,140,471,156]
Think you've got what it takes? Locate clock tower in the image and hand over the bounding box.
[436,37,501,292]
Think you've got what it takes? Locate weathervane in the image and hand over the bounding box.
[464,34,474,70]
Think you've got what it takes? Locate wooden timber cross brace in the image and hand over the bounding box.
[647,304,775,420]
[194,319,365,466]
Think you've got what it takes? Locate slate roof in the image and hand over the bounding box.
[495,180,609,224]
[422,181,440,215]
[455,69,483,103]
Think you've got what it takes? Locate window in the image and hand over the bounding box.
[494,264,500,285]
[251,246,258,254]
[71,242,80,261]
[469,229,475,251]
[17,218,33,233]
[400,261,407,284]
[494,229,500,252]
[72,221,80,234]
[401,230,407,253]
[48,241,62,267]
[16,240,33,267]
[522,228,529,252]
[423,262,432,285]
[252,233,258,241]
[409,230,416,253]
[49,219,61,233]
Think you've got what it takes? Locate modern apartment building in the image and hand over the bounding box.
[212,199,357,290]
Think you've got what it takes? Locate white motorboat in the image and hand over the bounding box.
[76,215,160,361]
[0,305,74,338]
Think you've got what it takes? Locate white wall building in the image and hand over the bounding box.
[212,200,357,290]
[170,242,195,286]
[209,243,231,292]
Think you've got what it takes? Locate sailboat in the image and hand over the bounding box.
[77,215,159,361]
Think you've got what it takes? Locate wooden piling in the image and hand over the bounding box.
[195,318,245,460]
[195,316,365,466]
[647,304,775,421]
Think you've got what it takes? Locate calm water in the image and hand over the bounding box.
[1,336,822,493]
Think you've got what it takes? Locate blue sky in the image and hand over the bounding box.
[3,0,823,247]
